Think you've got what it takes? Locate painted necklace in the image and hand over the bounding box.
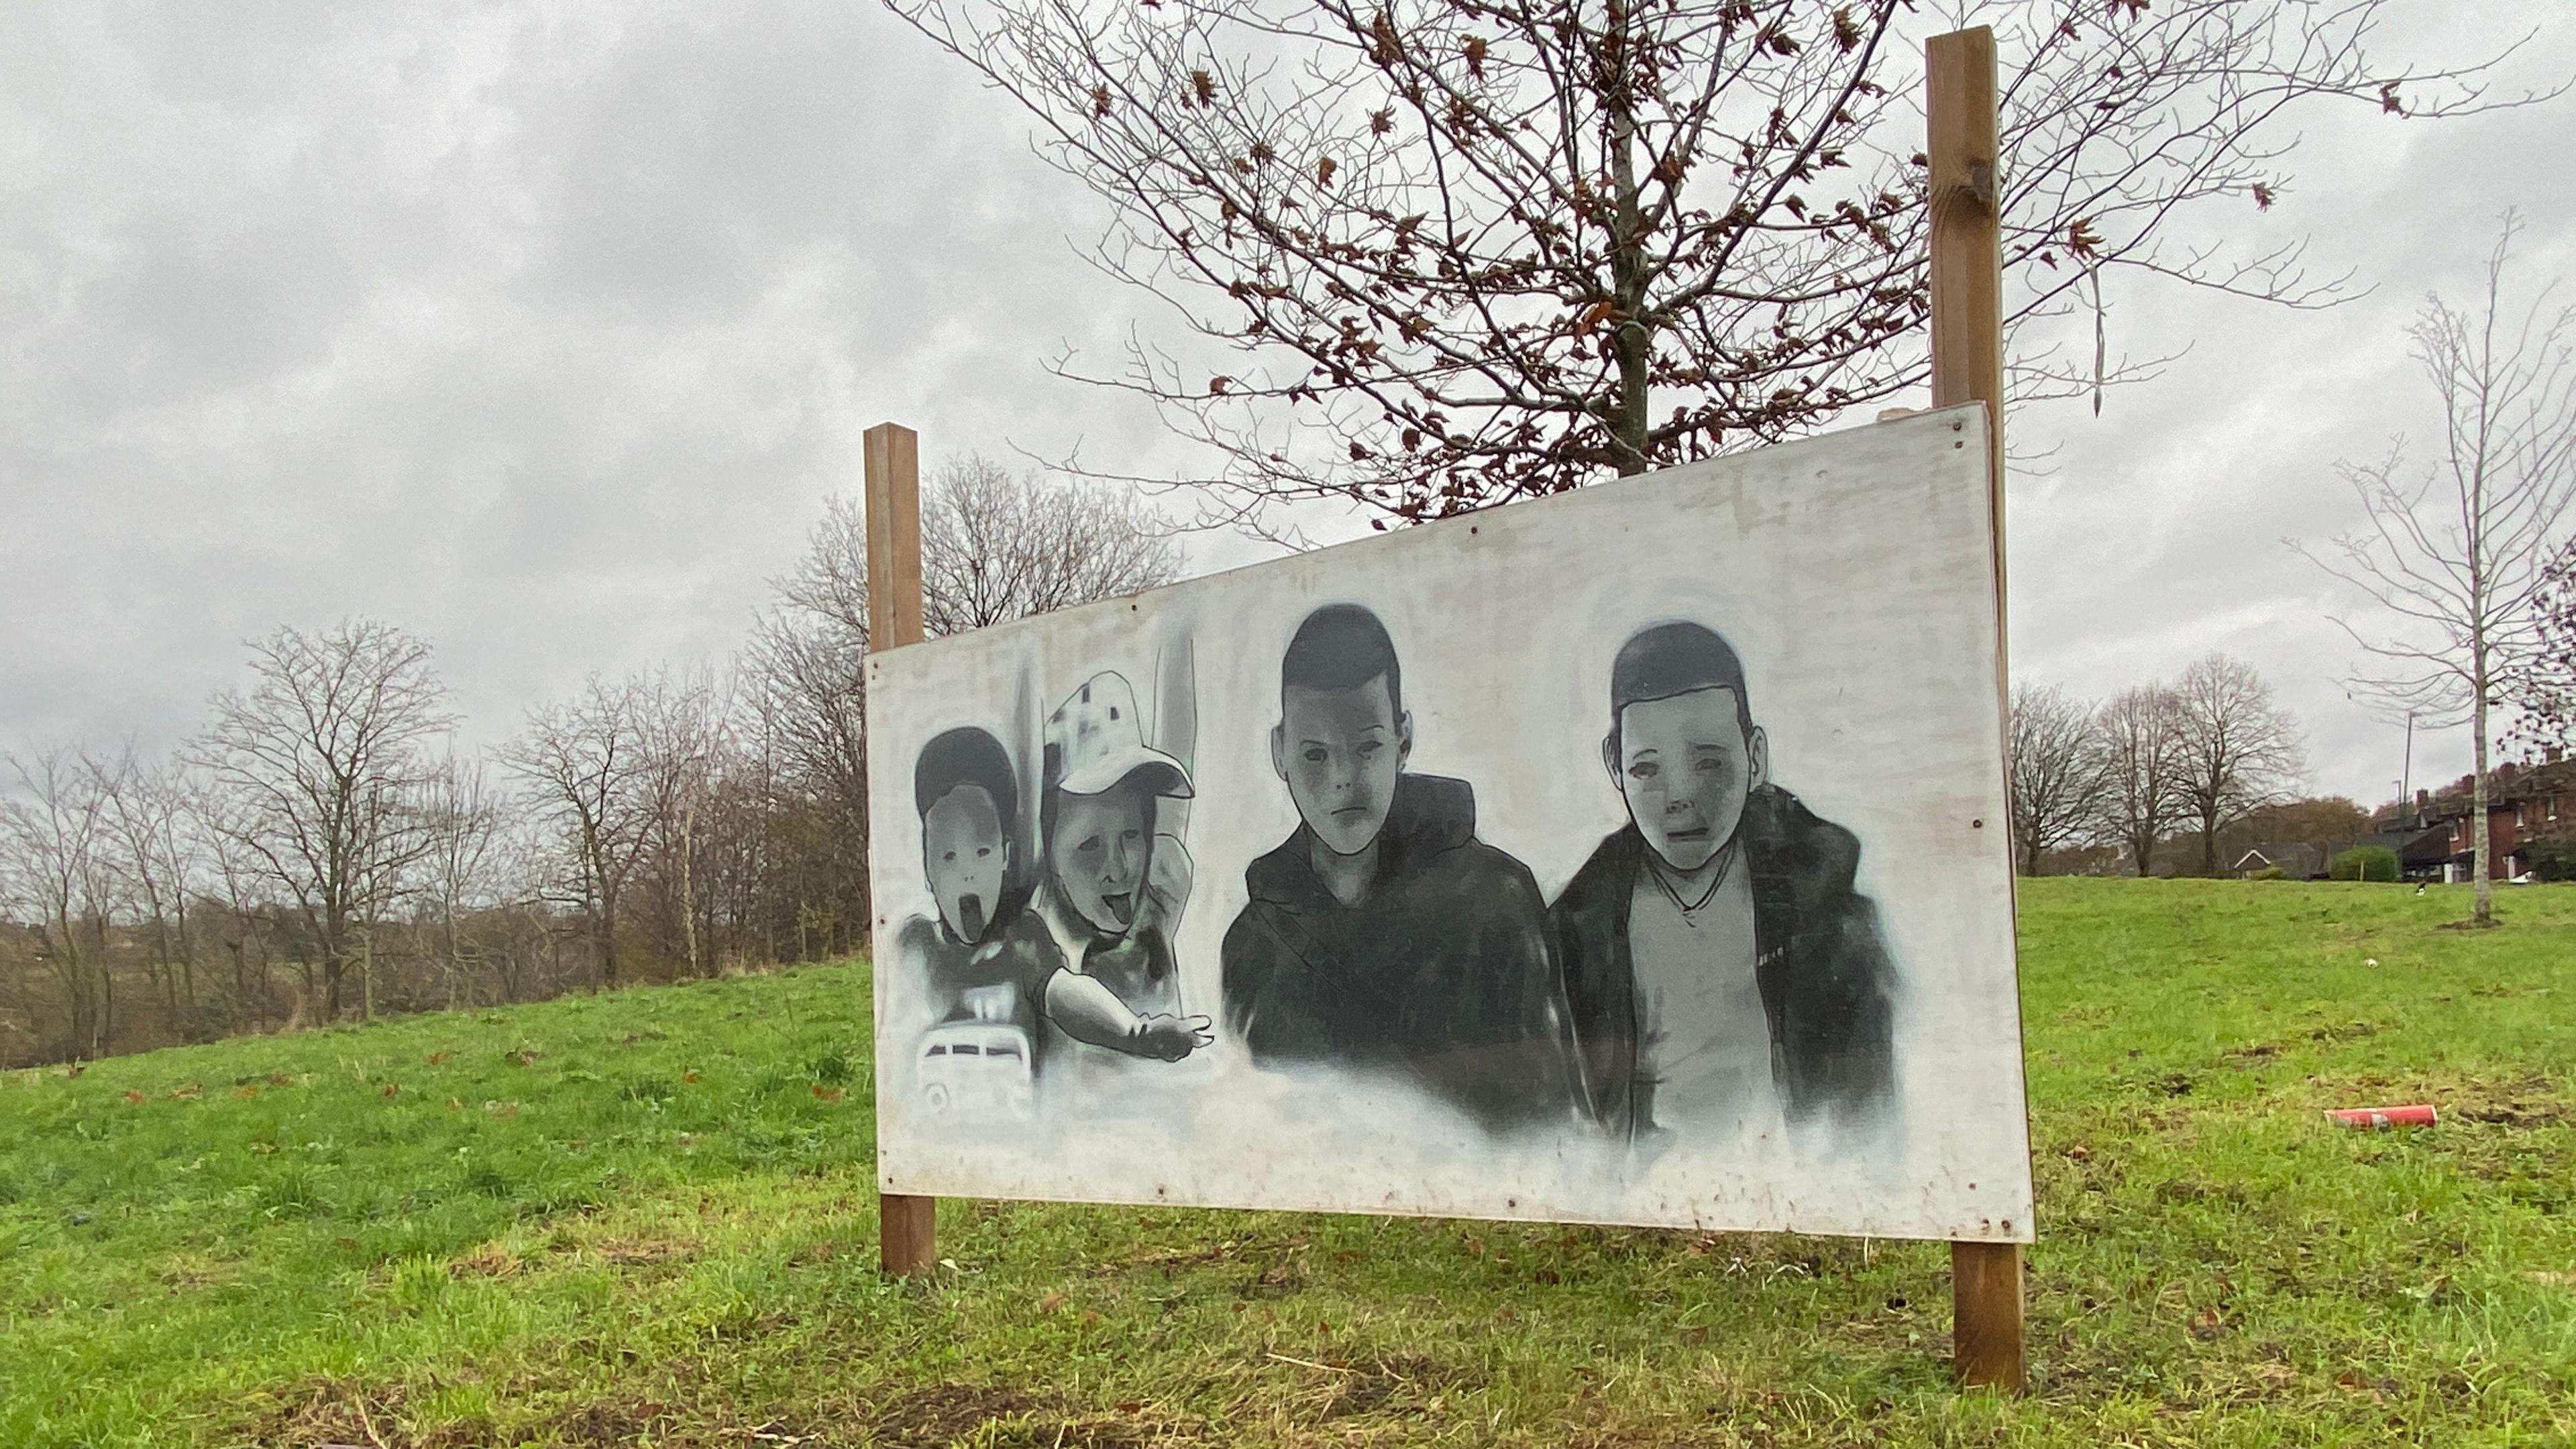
[1645,835,1739,923]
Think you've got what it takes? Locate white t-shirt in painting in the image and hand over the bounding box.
[1626,849,1780,1142]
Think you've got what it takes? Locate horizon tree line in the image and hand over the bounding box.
[2008,654,2310,879]
[0,457,1175,1069]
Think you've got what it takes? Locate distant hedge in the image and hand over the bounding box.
[2528,835,2576,883]
[2330,845,2400,883]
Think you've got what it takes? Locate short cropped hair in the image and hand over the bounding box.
[1280,604,1403,716]
[1607,621,1754,748]
[914,727,1018,832]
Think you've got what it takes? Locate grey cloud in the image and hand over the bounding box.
[2009,7,2576,806]
[2,0,1179,756]
[3,0,2571,820]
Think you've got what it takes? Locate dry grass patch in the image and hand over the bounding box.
[869,1383,1187,1447]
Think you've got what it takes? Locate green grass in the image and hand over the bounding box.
[2,879,2571,1446]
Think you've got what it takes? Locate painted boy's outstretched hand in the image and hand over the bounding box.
[1043,971,1211,1062]
[1132,1013,1214,1062]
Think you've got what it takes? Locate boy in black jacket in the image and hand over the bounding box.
[1550,622,1895,1143]
[1221,604,1576,1132]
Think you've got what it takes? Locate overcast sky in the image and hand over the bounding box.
[4,2,2571,811]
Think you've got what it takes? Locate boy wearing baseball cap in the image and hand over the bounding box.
[1040,669,1205,1024]
[1548,622,1894,1143]
[1220,604,1576,1132]
[900,726,1205,1080]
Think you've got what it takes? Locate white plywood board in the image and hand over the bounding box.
[868,406,2032,1242]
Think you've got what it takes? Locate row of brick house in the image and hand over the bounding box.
[2371,756,2576,882]
[2226,756,2576,882]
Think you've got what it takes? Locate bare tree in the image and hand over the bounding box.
[922,456,1185,631]
[0,747,121,1059]
[891,0,2530,530]
[2008,681,2106,875]
[92,747,209,1035]
[746,457,1181,954]
[2095,684,2186,877]
[413,751,514,1010]
[186,621,454,1021]
[632,670,726,977]
[502,676,658,989]
[2170,653,2306,876]
[193,780,276,1030]
[741,610,872,956]
[778,455,1183,643]
[2304,215,2576,924]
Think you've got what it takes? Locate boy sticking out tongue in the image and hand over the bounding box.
[902,727,1208,1074]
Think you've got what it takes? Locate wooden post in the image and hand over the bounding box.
[1929,24,2027,1395]
[865,421,938,1279]
[1928,25,2006,597]
[865,423,925,650]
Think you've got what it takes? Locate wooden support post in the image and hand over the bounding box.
[1929,25,2027,1394]
[865,420,938,1279]
[1951,1239,2025,1391]
[865,423,925,651]
[1928,25,2006,601]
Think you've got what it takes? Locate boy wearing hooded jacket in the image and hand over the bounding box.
[1220,604,1576,1132]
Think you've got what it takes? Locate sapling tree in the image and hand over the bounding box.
[2306,215,2576,925]
[891,0,2528,531]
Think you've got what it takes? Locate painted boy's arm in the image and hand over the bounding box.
[1041,969,1212,1061]
[1145,835,1193,938]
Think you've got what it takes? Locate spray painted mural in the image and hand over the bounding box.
[869,406,2031,1242]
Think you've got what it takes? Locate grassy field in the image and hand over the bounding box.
[3,878,2571,1447]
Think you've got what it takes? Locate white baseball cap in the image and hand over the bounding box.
[1045,671,1194,799]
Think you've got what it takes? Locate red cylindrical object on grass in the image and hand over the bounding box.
[2326,1104,2438,1130]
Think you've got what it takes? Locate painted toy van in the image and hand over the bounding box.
[917,1020,1035,1118]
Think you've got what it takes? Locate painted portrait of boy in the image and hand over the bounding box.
[1039,669,1199,1019]
[1549,622,1896,1144]
[898,725,1206,1122]
[1220,603,1576,1132]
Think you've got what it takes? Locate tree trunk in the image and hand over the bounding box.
[446,903,465,1012]
[170,887,195,1036]
[681,798,702,978]
[155,912,178,1020]
[2473,665,2494,925]
[49,923,92,1063]
[597,881,619,989]
[1603,2,1652,476]
[176,924,195,1036]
